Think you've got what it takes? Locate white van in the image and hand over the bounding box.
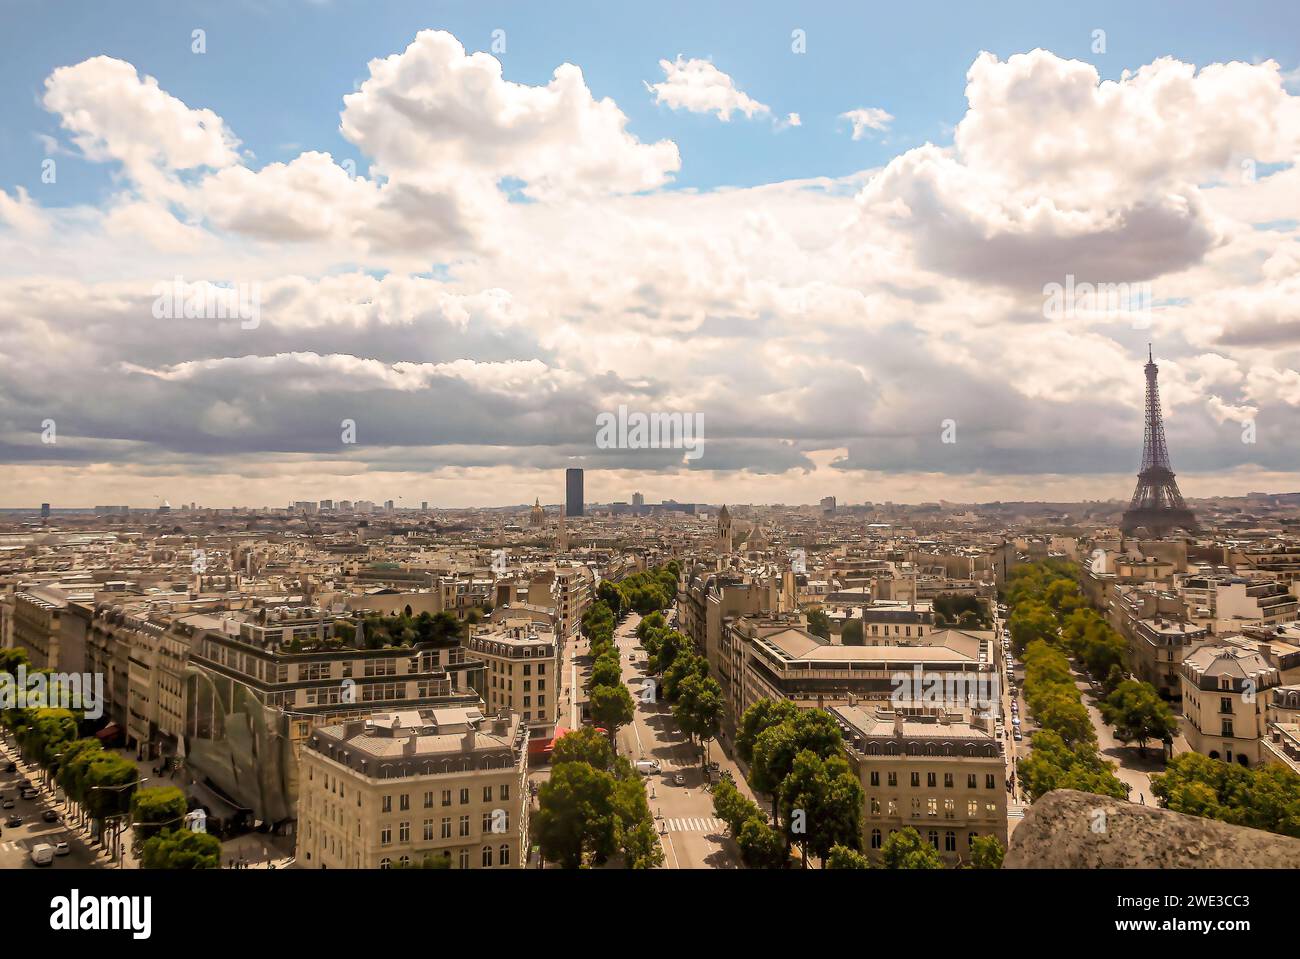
[634,760,661,776]
[30,843,55,866]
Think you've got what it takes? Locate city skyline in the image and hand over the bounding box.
[1,3,1299,508]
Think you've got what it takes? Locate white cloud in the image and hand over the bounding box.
[42,56,239,199]
[646,55,770,121]
[841,107,893,139]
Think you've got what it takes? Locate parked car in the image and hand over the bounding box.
[29,843,54,866]
[19,788,37,800]
[1013,729,1023,742]
[6,814,22,827]
[1,799,13,810]
[673,773,685,786]
[41,809,59,823]
[4,762,15,772]
[54,841,70,857]
[634,759,661,776]
[18,778,31,788]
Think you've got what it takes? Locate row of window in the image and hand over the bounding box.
[869,771,998,789]
[381,785,510,811]
[379,812,510,845]
[869,828,984,854]
[868,797,1000,819]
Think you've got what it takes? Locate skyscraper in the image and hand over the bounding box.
[565,468,584,517]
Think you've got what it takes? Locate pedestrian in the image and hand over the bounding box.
[1139,793,1146,805]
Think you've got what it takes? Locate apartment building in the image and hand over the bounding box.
[831,703,1007,865]
[1179,637,1280,767]
[466,620,558,731]
[11,585,73,669]
[296,707,528,869]
[1110,588,1206,699]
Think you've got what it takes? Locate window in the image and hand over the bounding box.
[887,772,897,787]
[459,815,470,837]
[944,831,956,852]
[382,795,392,813]
[499,844,510,866]
[927,798,937,817]
[944,773,954,788]
[482,845,493,867]
[380,857,391,870]
[459,849,470,869]
[399,821,410,843]
[1220,697,1233,714]
[910,772,920,787]
[441,790,452,807]
[870,828,882,850]
[483,786,493,802]
[927,772,936,788]
[460,788,470,805]
[423,820,434,842]
[424,791,433,809]
[985,774,995,789]
[400,794,410,811]
[380,826,392,846]
[441,818,452,839]
[869,771,880,787]
[967,773,977,789]
[499,784,509,801]
[869,797,880,814]
[927,829,939,849]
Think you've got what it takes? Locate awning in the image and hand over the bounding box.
[94,723,123,741]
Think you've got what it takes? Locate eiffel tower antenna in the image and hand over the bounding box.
[1121,346,1198,537]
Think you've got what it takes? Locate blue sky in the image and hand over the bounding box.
[4,0,1298,206]
[3,1,1300,508]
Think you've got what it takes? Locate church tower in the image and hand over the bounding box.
[717,504,733,553]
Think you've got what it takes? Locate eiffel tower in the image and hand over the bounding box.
[1121,346,1198,537]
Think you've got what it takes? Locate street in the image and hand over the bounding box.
[614,610,754,868]
[0,744,101,870]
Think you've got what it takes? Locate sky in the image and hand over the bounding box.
[1,0,1300,508]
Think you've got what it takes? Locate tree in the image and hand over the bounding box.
[1100,679,1177,754]
[879,827,944,869]
[749,709,845,822]
[712,777,763,836]
[736,698,799,764]
[779,751,864,865]
[672,673,723,762]
[1008,601,1057,654]
[621,819,665,869]
[131,786,188,847]
[662,649,707,701]
[140,829,221,869]
[588,683,635,747]
[968,835,1005,869]
[840,620,864,646]
[825,844,873,869]
[550,727,615,772]
[736,817,788,868]
[533,762,619,867]
[1032,689,1095,747]
[589,652,622,691]
[597,581,625,619]
[805,607,831,640]
[636,611,666,642]
[1152,752,1300,837]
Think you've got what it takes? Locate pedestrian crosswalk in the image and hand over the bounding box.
[662,816,723,834]
[0,839,30,853]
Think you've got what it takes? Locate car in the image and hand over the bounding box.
[1011,716,1021,726]
[633,759,661,776]
[0,799,12,810]
[673,773,685,785]
[4,762,15,772]
[54,841,70,857]
[29,843,54,866]
[6,815,21,827]
[18,778,30,788]
[41,809,59,823]
[19,789,37,800]
[1013,729,1023,742]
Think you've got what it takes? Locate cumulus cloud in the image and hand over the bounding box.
[42,56,239,198]
[646,56,770,121]
[855,50,1300,290]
